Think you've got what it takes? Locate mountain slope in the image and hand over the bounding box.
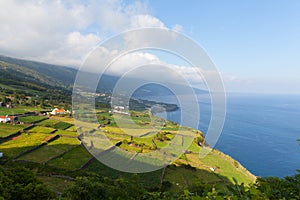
[0,55,77,87]
[0,55,207,97]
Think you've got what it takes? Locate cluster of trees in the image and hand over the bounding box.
[0,166,55,200]
[0,91,71,110]
[1,165,299,200]
[64,173,300,200]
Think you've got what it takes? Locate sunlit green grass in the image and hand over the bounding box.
[0,123,26,138]
[37,119,60,127]
[18,136,80,163]
[18,115,46,123]
[27,126,56,134]
[0,133,53,158]
[47,146,92,170]
[55,129,77,137]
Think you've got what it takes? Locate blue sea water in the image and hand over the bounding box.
[143,93,300,177]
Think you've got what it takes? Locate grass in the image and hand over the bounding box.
[54,121,72,130]
[37,118,72,130]
[0,109,256,192]
[164,165,222,191]
[194,150,256,185]
[55,129,77,137]
[0,123,26,138]
[65,126,77,132]
[37,119,60,127]
[0,107,29,115]
[0,133,54,158]
[18,115,46,123]
[47,146,92,170]
[50,116,75,124]
[27,126,56,134]
[85,159,162,189]
[18,136,80,163]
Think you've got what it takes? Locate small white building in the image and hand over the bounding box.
[111,106,129,115]
[113,106,125,111]
[0,115,11,123]
[0,152,3,158]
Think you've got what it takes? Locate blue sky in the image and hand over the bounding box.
[147,0,300,94]
[0,0,299,94]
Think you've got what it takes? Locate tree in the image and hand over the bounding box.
[0,166,55,200]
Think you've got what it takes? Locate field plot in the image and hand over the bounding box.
[84,159,162,188]
[192,150,255,185]
[47,146,92,170]
[54,121,72,130]
[51,116,75,124]
[0,133,54,158]
[65,125,77,132]
[37,118,72,130]
[18,115,46,123]
[55,129,77,137]
[27,126,56,134]
[0,123,26,138]
[163,165,222,191]
[37,119,60,127]
[18,136,80,163]
[0,107,29,115]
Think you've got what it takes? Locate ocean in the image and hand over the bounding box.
[139,93,300,177]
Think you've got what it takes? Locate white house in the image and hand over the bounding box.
[113,106,125,110]
[111,106,129,115]
[0,115,11,123]
[50,108,70,115]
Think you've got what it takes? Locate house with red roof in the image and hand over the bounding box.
[50,108,70,115]
[0,115,11,123]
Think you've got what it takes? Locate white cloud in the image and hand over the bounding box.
[130,15,165,28]
[0,0,171,67]
[104,51,216,90]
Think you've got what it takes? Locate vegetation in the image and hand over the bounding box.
[0,165,55,200]
[0,56,299,199]
[47,146,92,170]
[18,116,46,124]
[54,121,73,130]
[27,126,56,134]
[1,164,300,199]
[0,133,55,158]
[0,123,26,138]
[18,136,80,163]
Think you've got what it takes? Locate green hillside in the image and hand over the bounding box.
[0,55,77,87]
[0,55,259,199]
[0,111,256,195]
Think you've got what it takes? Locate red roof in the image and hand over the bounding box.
[0,116,14,119]
[54,109,66,113]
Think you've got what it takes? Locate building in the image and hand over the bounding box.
[111,106,129,115]
[50,108,70,115]
[0,115,11,123]
[113,106,125,111]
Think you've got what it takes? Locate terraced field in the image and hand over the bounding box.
[0,111,256,194]
[18,136,80,163]
[0,132,55,157]
[0,123,26,138]
[18,115,46,123]
[47,146,92,170]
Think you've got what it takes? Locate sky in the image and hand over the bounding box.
[0,0,299,94]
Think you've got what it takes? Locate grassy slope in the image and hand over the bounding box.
[0,123,26,138]
[0,110,256,194]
